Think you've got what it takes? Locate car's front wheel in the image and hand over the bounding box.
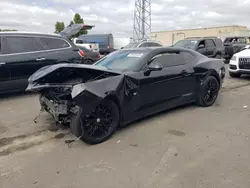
[70,99,120,145]
[197,76,220,107]
[229,72,241,78]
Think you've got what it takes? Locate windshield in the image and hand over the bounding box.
[95,51,144,71]
[173,40,198,49]
[123,42,140,49]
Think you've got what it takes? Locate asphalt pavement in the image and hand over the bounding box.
[0,66,250,188]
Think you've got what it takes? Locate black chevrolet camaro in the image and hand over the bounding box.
[27,47,225,144]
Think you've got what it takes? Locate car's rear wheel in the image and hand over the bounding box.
[197,76,220,107]
[229,72,241,78]
[70,99,119,145]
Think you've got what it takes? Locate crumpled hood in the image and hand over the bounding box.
[28,63,121,84]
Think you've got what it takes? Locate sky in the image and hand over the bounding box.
[0,0,250,37]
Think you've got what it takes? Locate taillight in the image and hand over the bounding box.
[78,50,85,57]
[107,45,110,48]
[89,44,92,49]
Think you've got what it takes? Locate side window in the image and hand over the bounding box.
[75,39,83,44]
[215,39,223,47]
[150,52,193,68]
[237,38,246,44]
[139,42,148,47]
[40,37,70,50]
[4,36,44,54]
[148,42,162,47]
[206,39,215,48]
[198,40,205,48]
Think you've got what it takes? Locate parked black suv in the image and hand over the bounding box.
[223,36,250,60]
[173,37,225,59]
[0,24,89,93]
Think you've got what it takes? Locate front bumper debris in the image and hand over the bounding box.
[40,95,78,124]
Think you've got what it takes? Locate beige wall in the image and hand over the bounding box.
[150,25,248,46]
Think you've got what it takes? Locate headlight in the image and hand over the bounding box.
[231,56,236,61]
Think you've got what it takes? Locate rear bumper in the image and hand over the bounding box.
[99,48,114,54]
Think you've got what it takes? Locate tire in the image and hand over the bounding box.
[215,54,221,59]
[196,76,220,107]
[84,59,93,65]
[229,72,241,78]
[70,99,120,145]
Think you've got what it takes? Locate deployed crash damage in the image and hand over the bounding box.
[27,48,225,144]
[27,64,138,124]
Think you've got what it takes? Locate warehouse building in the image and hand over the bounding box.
[150,25,250,46]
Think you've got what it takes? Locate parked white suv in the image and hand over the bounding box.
[229,46,250,77]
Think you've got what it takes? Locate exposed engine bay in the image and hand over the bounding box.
[38,71,120,124]
[27,64,129,125]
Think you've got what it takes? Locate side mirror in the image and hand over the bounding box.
[198,44,205,49]
[148,62,163,71]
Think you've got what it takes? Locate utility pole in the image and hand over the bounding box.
[133,0,151,42]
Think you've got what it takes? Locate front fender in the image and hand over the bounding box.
[72,75,139,115]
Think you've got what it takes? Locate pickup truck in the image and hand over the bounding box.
[73,38,99,52]
[223,36,250,60]
[173,37,225,59]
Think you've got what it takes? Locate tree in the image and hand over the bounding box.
[74,13,83,24]
[54,21,65,34]
[71,13,88,38]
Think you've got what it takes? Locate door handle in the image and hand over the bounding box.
[0,62,6,66]
[36,58,46,61]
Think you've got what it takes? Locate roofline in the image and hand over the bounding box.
[151,25,248,34]
[0,31,60,36]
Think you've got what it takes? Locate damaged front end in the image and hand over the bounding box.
[38,87,78,124]
[27,64,124,124]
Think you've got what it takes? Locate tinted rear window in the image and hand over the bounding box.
[40,37,70,50]
[4,36,44,54]
[76,39,83,44]
[151,52,193,68]
[78,35,110,48]
[148,42,162,47]
[215,39,223,47]
[174,40,198,49]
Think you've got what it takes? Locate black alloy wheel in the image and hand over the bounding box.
[70,99,119,145]
[197,76,219,107]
